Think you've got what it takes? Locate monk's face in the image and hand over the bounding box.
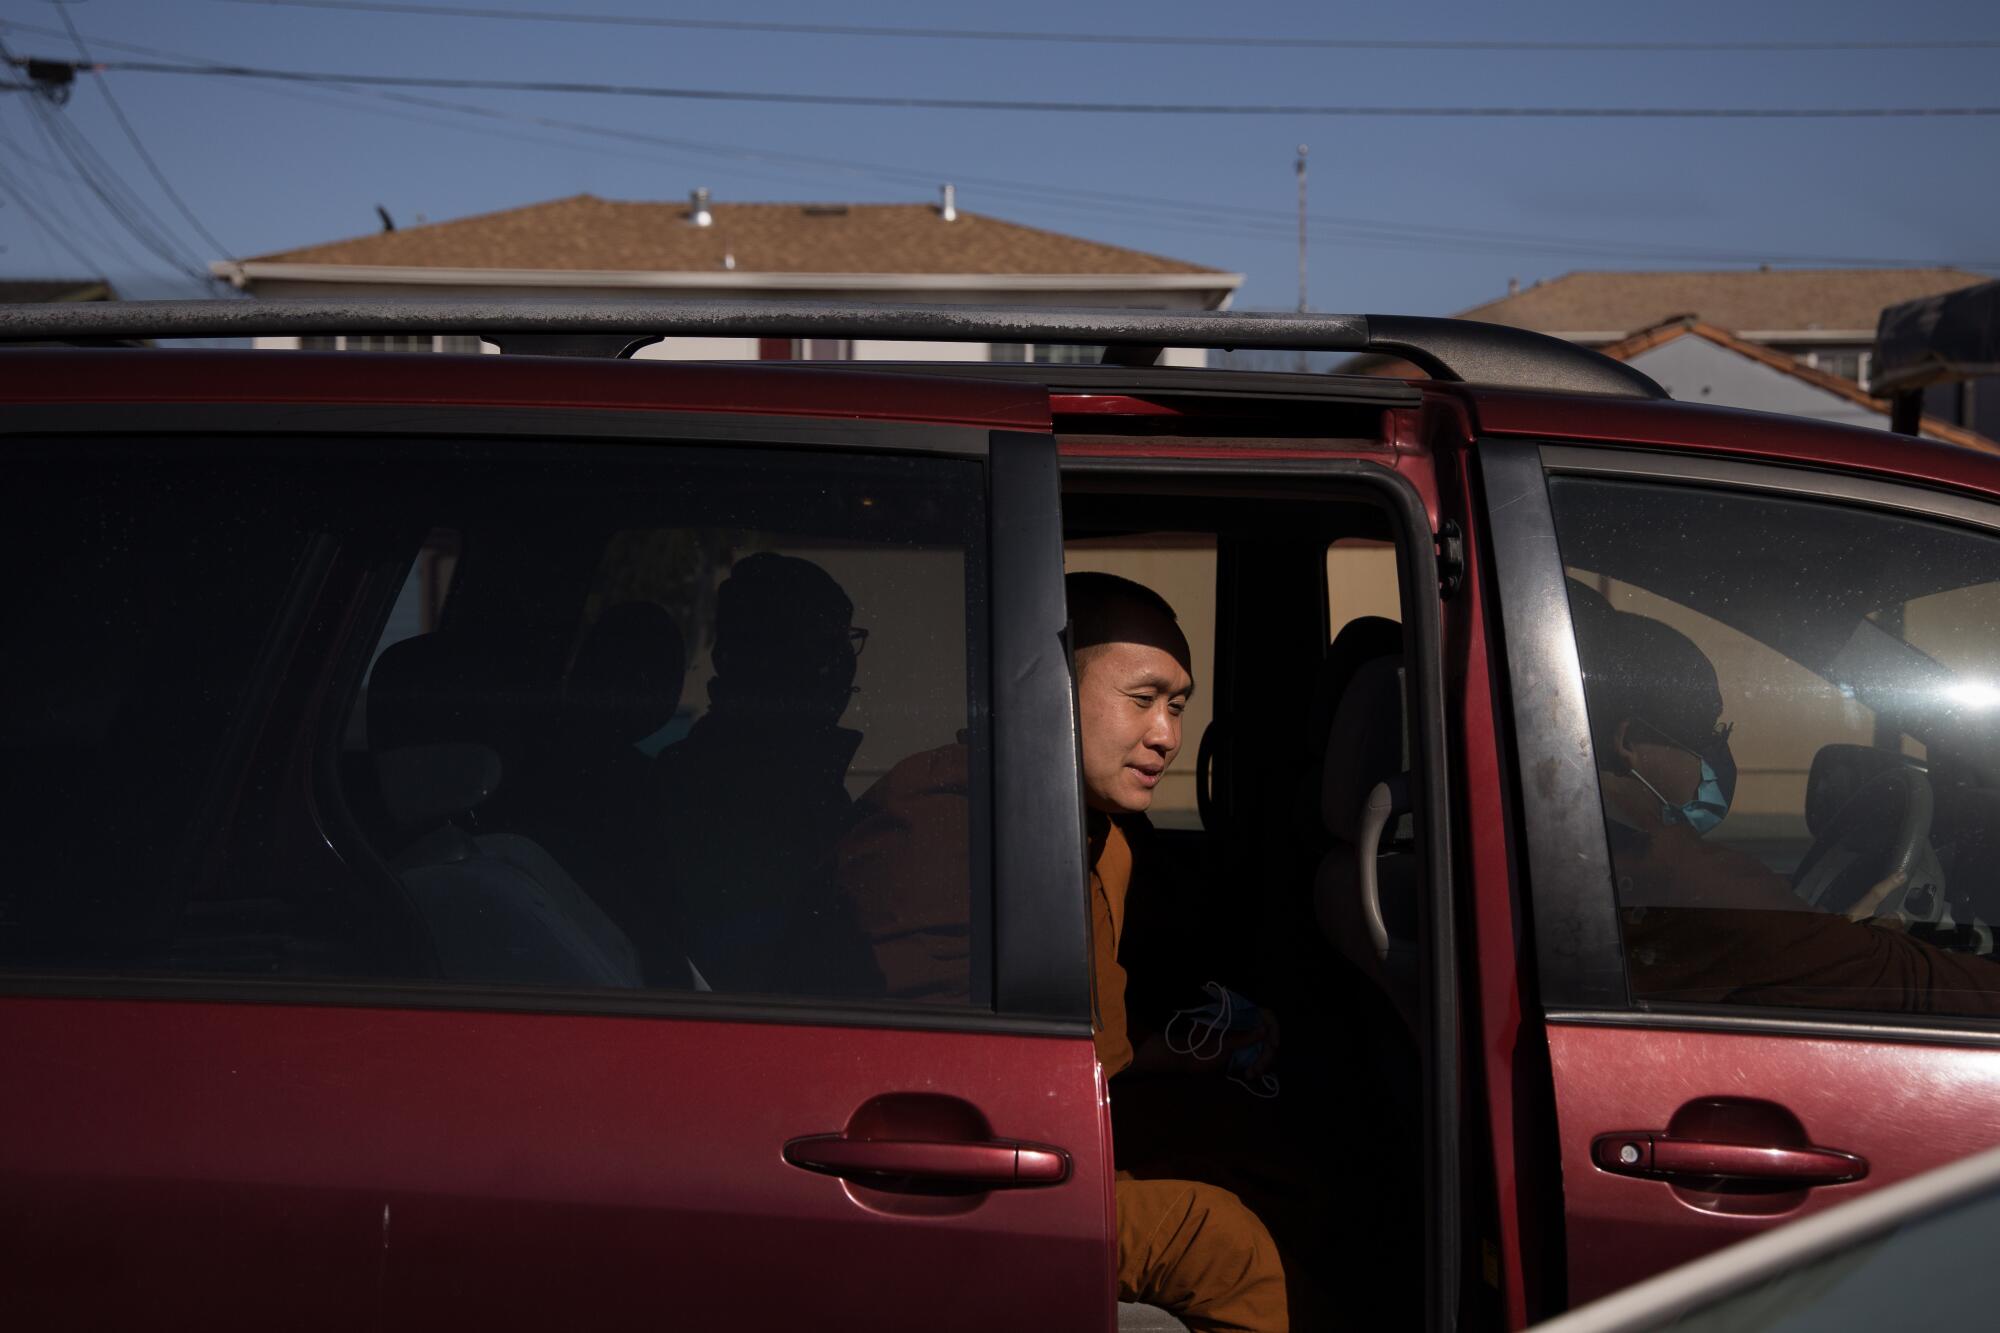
[1075,616,1193,815]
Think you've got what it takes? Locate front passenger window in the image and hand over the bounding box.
[1551,477,2000,1021]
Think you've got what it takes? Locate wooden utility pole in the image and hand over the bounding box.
[1296,144,1309,371]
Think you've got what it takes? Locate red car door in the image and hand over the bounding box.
[0,370,1112,1331]
[1480,437,2000,1312]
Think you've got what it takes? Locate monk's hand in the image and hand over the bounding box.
[1845,869,1908,923]
[1225,1007,1281,1080]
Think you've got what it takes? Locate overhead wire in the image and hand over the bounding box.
[28,96,214,283]
[7,94,158,276]
[1,33,215,286]
[91,60,2000,118]
[5,20,1992,271]
[0,143,110,273]
[214,1,2000,54]
[53,2,236,262]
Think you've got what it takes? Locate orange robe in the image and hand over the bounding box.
[1091,815,1290,1333]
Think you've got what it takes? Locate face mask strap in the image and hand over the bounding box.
[1164,981,1232,1061]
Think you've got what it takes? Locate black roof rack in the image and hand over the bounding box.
[0,298,1665,399]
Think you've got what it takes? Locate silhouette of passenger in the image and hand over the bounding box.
[651,554,883,996]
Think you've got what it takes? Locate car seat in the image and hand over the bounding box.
[367,630,643,988]
[1308,619,1420,1035]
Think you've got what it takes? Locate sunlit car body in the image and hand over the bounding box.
[4,300,2000,1330]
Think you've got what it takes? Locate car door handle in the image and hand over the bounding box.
[783,1135,1070,1187]
[1593,1132,1868,1186]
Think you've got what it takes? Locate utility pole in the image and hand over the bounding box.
[1296,144,1309,371]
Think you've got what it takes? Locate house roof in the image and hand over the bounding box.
[244,195,1227,278]
[1456,268,1990,339]
[0,278,115,303]
[1598,317,1997,453]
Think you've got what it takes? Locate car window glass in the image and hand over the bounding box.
[0,446,315,970]
[1328,536,1401,639]
[1550,476,2000,1021]
[1064,534,1215,830]
[4,440,990,1012]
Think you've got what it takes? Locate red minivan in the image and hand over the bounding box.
[5,301,2000,1331]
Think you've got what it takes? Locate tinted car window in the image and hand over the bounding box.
[0,447,321,970]
[3,439,990,1009]
[1550,477,2000,1020]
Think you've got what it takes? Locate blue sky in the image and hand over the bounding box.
[0,0,1994,315]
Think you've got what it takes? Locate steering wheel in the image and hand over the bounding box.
[1792,765,1934,919]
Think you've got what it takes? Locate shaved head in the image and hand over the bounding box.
[1066,571,1192,675]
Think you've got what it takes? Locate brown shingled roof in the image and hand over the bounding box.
[1457,268,1990,336]
[249,194,1224,276]
[1598,317,1998,454]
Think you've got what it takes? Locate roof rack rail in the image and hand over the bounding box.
[0,298,1664,399]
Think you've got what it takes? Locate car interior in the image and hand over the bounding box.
[1060,476,1430,1329]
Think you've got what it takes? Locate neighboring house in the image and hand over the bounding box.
[1345,266,1997,446]
[1596,317,1994,452]
[1452,267,1989,383]
[214,190,1241,366]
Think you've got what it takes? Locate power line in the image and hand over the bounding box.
[19,86,214,283]
[305,83,2000,266]
[7,23,1992,271]
[52,3,236,262]
[215,1,2000,54]
[0,149,107,273]
[7,81,162,276]
[94,59,2000,118]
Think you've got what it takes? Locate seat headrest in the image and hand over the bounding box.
[1805,743,1913,838]
[561,601,687,749]
[1308,617,1403,757]
[376,742,503,833]
[367,630,541,758]
[1323,656,1406,841]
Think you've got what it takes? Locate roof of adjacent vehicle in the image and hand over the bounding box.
[242,195,1228,278]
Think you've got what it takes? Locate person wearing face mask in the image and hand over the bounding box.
[1068,572,1290,1333]
[1573,588,2000,1016]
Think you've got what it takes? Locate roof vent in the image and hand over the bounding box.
[1507,276,1520,296]
[801,204,849,217]
[939,183,957,222]
[689,187,713,228]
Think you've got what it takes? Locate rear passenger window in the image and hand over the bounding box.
[3,439,990,1010]
[1550,477,2000,1021]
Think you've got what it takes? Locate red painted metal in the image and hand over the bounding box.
[1460,385,2000,491]
[1549,1023,2000,1306]
[0,348,1053,432]
[782,1136,1071,1186]
[1440,409,1550,1330]
[1050,393,1182,417]
[0,997,1112,1332]
[1591,1133,1867,1184]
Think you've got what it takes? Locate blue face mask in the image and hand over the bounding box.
[1631,756,1731,836]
